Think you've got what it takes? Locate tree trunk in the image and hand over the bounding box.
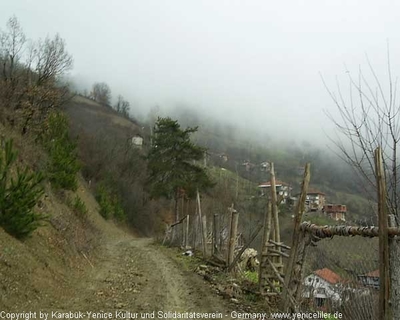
[375,147,390,320]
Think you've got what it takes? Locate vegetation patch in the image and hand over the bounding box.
[96,183,126,221]
[68,195,88,218]
[0,139,45,239]
[243,270,258,283]
[42,111,80,191]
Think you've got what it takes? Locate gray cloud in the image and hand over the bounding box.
[2,0,399,144]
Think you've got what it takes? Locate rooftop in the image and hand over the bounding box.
[361,269,380,278]
[307,188,326,195]
[314,268,343,284]
[258,179,290,188]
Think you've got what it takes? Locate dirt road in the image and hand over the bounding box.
[39,237,235,318]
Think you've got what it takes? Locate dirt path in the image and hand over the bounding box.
[41,236,235,318]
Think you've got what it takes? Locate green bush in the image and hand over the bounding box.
[243,270,258,283]
[96,183,125,221]
[0,139,45,239]
[43,111,80,191]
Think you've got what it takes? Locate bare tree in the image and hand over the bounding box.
[0,16,26,102]
[34,34,73,85]
[323,51,400,319]
[0,16,73,134]
[91,82,111,105]
[114,95,130,117]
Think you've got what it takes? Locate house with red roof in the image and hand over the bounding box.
[295,187,326,212]
[302,268,343,307]
[323,204,347,221]
[306,188,326,211]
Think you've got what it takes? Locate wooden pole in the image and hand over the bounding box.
[197,190,207,257]
[181,196,185,247]
[266,258,298,311]
[270,162,279,243]
[193,200,198,251]
[282,163,310,312]
[185,214,190,249]
[269,163,283,280]
[375,147,390,320]
[228,223,263,271]
[202,214,208,257]
[227,205,239,267]
[213,214,219,255]
[219,215,224,254]
[259,202,272,291]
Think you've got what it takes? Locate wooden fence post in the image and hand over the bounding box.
[270,163,283,284]
[202,214,208,257]
[282,163,310,312]
[213,214,219,255]
[197,190,208,257]
[227,206,239,267]
[375,147,390,320]
[228,223,263,271]
[259,202,272,292]
[185,214,190,249]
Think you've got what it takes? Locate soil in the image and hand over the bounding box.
[49,237,236,316]
[10,234,238,319]
[1,217,239,318]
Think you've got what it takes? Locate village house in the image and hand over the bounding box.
[323,204,347,221]
[260,162,270,172]
[358,269,379,290]
[219,153,228,163]
[258,179,291,203]
[131,134,144,147]
[242,160,255,172]
[302,268,343,308]
[305,188,326,211]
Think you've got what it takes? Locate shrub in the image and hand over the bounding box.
[0,139,45,239]
[243,270,259,283]
[70,195,87,217]
[96,183,125,221]
[42,111,80,191]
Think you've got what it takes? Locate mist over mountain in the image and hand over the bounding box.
[3,0,400,147]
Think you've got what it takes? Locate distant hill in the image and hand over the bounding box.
[167,106,376,224]
[64,95,144,140]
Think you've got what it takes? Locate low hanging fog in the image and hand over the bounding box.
[2,0,400,145]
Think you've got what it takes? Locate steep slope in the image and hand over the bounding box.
[0,117,243,317]
[0,123,122,309]
[0,174,125,310]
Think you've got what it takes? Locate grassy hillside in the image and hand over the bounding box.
[0,123,124,310]
[64,96,170,236]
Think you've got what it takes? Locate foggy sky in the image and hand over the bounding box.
[2,0,400,144]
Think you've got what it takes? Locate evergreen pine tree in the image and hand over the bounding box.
[147,117,214,223]
[42,111,80,191]
[0,139,45,239]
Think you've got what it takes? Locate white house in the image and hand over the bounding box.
[302,268,343,308]
[131,134,144,147]
[258,179,291,203]
[304,188,326,211]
